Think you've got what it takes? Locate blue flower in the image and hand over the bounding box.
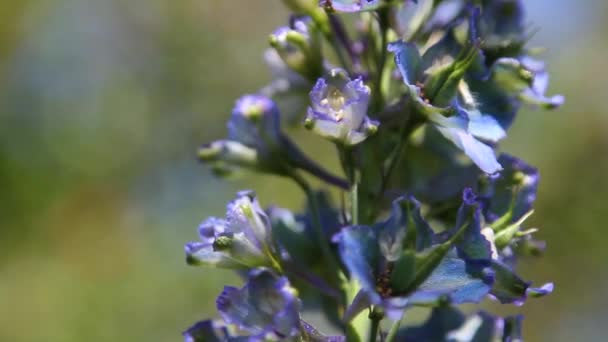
[320,0,382,13]
[388,24,504,174]
[305,69,378,146]
[228,94,282,148]
[199,94,284,175]
[185,191,280,270]
[216,268,302,340]
[334,191,494,320]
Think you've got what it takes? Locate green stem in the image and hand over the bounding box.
[268,252,284,273]
[337,145,359,226]
[372,8,390,112]
[351,183,359,225]
[337,145,356,184]
[380,127,408,195]
[331,35,353,73]
[368,307,384,342]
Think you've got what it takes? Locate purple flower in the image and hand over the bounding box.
[228,94,282,148]
[305,69,378,146]
[388,30,504,174]
[334,192,494,321]
[320,0,382,13]
[216,268,302,340]
[185,191,279,269]
[199,94,282,175]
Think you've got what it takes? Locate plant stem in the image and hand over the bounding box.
[337,145,359,225]
[283,137,349,190]
[337,145,356,184]
[368,307,384,342]
[372,8,390,112]
[351,183,359,225]
[331,35,353,74]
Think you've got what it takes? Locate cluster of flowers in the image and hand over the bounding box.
[183,0,562,341]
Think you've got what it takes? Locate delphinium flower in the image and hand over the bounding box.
[185,191,282,270]
[333,191,493,322]
[181,1,563,341]
[185,268,346,341]
[387,12,505,174]
[305,68,379,146]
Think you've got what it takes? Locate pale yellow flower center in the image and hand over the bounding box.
[320,87,346,121]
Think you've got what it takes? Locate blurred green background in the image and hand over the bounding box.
[0,1,606,341]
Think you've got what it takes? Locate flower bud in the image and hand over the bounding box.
[198,140,258,171]
[489,57,564,109]
[216,268,302,340]
[228,94,282,148]
[269,17,322,80]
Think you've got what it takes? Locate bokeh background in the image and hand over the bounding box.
[0,1,606,341]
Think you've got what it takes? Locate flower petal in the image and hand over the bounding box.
[411,251,492,305]
[226,191,274,253]
[467,112,507,143]
[434,123,502,174]
[452,189,494,262]
[378,196,434,261]
[216,268,302,339]
[333,225,380,298]
[388,40,422,87]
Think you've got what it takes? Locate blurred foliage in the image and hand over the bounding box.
[0,0,606,341]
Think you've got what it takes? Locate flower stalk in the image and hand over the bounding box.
[182,1,562,341]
